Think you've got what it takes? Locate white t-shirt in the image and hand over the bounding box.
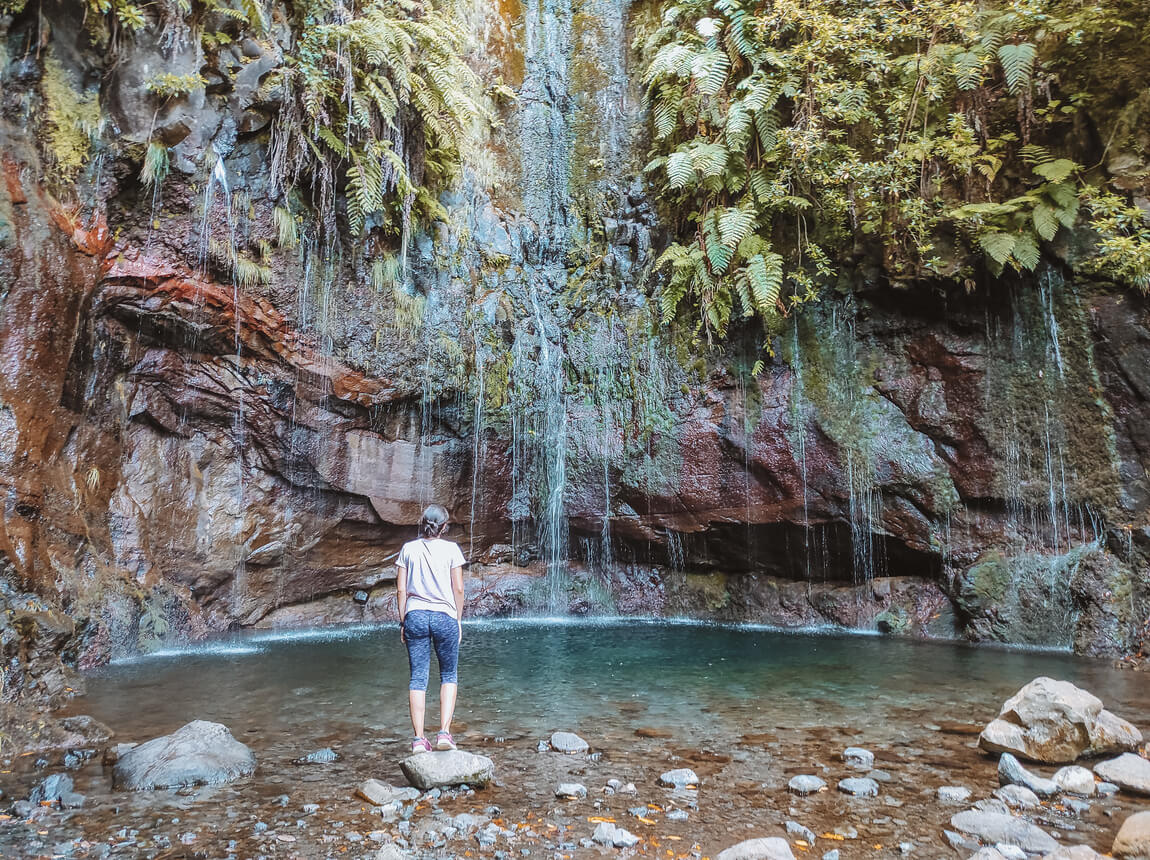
[398,538,466,617]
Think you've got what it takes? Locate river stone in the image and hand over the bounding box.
[843,747,875,769]
[939,786,973,804]
[994,845,1027,860]
[998,753,1058,797]
[592,821,639,848]
[994,785,1041,809]
[112,720,256,790]
[966,850,1008,860]
[399,750,494,790]
[356,779,419,806]
[1043,847,1108,860]
[948,810,1059,854]
[294,747,340,765]
[838,777,879,797]
[1094,754,1150,795]
[659,768,699,789]
[822,851,840,860]
[550,732,589,754]
[1052,766,1096,796]
[715,837,796,860]
[786,821,816,843]
[1113,811,1150,859]
[555,783,587,799]
[788,775,827,796]
[979,677,1141,763]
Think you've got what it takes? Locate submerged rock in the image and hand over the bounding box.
[1113,810,1150,860]
[837,777,879,797]
[592,821,639,848]
[399,750,494,790]
[658,768,699,789]
[550,732,589,754]
[715,837,796,860]
[356,779,419,806]
[294,747,340,765]
[938,786,973,804]
[555,783,587,799]
[785,821,816,843]
[843,747,875,769]
[1094,753,1150,796]
[948,810,1058,854]
[788,775,827,796]
[112,720,256,790]
[998,753,1058,797]
[979,677,1142,763]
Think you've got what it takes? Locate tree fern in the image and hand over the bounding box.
[997,43,1037,94]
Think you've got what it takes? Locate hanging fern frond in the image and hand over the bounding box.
[996,42,1037,94]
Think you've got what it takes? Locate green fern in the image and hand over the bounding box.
[997,43,1037,94]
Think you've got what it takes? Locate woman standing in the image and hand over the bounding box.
[396,504,466,753]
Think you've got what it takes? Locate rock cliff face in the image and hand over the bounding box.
[0,0,1147,679]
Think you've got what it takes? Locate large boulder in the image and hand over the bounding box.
[948,810,1059,854]
[979,677,1142,763]
[715,837,796,860]
[1094,754,1150,796]
[112,720,256,790]
[399,750,494,791]
[1113,811,1150,860]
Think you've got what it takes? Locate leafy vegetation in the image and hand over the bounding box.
[638,0,1150,340]
[40,51,102,181]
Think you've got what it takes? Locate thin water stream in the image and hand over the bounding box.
[4,621,1146,858]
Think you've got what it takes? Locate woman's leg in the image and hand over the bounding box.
[429,612,461,732]
[404,611,433,739]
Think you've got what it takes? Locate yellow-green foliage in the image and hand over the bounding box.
[640,0,1150,339]
[145,72,207,98]
[273,205,300,248]
[41,52,101,180]
[140,142,169,187]
[271,0,480,240]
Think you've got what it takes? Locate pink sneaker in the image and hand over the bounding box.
[411,736,432,754]
[436,731,457,751]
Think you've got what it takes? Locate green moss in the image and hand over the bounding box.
[966,551,1010,603]
[41,51,100,182]
[685,572,730,611]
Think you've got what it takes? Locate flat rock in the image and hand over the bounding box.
[555,783,587,799]
[1113,810,1150,860]
[356,779,419,806]
[399,750,494,791]
[938,786,973,804]
[1094,754,1150,796]
[788,775,826,796]
[966,850,1008,860]
[994,785,1040,809]
[843,747,874,769]
[998,753,1058,797]
[786,821,816,843]
[659,768,699,789]
[1052,766,1096,796]
[979,677,1141,763]
[550,732,589,754]
[112,720,256,791]
[994,845,1027,860]
[715,837,796,860]
[592,821,639,848]
[949,810,1059,854]
[837,777,879,797]
[1042,847,1108,860]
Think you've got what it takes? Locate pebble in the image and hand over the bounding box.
[938,786,972,804]
[302,804,319,815]
[1053,765,1096,796]
[994,784,1041,809]
[293,748,340,765]
[998,752,1059,797]
[786,820,816,843]
[1097,781,1119,797]
[898,842,914,854]
[995,844,1027,860]
[550,732,589,754]
[658,768,699,789]
[867,769,893,782]
[837,777,879,797]
[592,821,640,848]
[1062,797,1091,816]
[788,775,827,796]
[555,783,587,799]
[843,747,875,769]
[823,851,840,860]
[667,809,689,821]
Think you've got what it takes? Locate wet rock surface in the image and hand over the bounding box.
[398,750,494,790]
[111,720,257,790]
[1094,754,1150,796]
[1113,811,1150,859]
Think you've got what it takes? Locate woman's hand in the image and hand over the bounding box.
[400,618,406,644]
[457,619,463,644]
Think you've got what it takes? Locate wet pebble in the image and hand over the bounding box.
[1052,765,1096,796]
[302,803,319,814]
[550,732,589,754]
[659,768,699,789]
[843,747,874,769]
[555,783,587,799]
[786,820,816,843]
[994,784,1040,809]
[293,747,340,765]
[667,809,689,821]
[1097,781,1119,796]
[838,777,879,797]
[998,753,1058,797]
[822,851,840,860]
[937,786,972,804]
[788,775,826,796]
[592,821,639,848]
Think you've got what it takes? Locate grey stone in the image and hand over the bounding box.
[993,845,1027,860]
[112,721,256,791]
[837,777,879,797]
[294,747,340,765]
[1090,710,1145,757]
[659,768,699,789]
[555,783,587,799]
[29,774,73,805]
[973,799,1013,815]
[357,780,419,806]
[843,747,875,770]
[1097,782,1119,796]
[785,821,816,843]
[822,851,840,860]
[592,822,639,848]
[1113,810,1150,860]
[1053,766,1096,796]
[948,810,1059,854]
[788,775,827,796]
[994,785,1041,809]
[1094,754,1150,796]
[965,850,1008,860]
[998,753,1059,797]
[1042,847,1108,860]
[399,750,494,791]
[1062,797,1091,816]
[945,831,982,852]
[715,837,796,860]
[868,770,893,782]
[938,786,972,804]
[898,842,914,854]
[549,732,589,754]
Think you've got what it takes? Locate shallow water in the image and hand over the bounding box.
[4,620,1147,858]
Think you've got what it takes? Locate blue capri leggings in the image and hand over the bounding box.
[403,609,460,690]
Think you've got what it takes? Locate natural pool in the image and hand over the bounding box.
[3,620,1147,858]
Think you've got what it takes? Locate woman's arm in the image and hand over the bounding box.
[397,563,408,641]
[451,564,464,640]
